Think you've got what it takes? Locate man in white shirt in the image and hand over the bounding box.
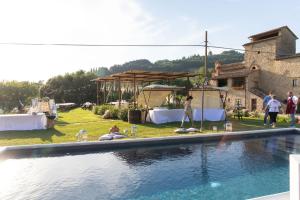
[267,95,281,128]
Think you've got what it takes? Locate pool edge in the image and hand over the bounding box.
[248,191,289,200]
[0,127,298,158]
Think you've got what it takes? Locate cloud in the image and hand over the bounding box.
[0,0,165,81]
[0,0,162,43]
[0,0,231,81]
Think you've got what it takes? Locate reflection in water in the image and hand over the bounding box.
[200,144,209,184]
[0,134,299,200]
[114,145,194,166]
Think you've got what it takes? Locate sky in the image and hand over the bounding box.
[0,0,300,82]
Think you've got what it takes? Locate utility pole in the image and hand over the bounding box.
[200,31,208,132]
[204,31,208,77]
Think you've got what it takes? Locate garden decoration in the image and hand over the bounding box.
[76,129,88,142]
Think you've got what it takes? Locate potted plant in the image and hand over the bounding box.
[128,105,142,124]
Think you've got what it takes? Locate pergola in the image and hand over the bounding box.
[93,70,199,107]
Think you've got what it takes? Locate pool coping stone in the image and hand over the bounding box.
[0,127,298,158]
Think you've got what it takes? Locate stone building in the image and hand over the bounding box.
[211,26,300,111]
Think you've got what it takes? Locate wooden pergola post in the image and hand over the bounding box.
[133,73,136,108]
[118,77,121,108]
[104,80,107,104]
[186,76,190,94]
[96,81,99,105]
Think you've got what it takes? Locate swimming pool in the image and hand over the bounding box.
[0,132,298,200]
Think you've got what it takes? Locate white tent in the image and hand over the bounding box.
[137,84,185,108]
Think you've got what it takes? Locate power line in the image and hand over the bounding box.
[0,41,276,55]
[0,42,203,47]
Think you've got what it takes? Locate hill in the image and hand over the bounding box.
[91,50,244,76]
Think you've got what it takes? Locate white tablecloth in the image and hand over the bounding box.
[0,113,47,131]
[148,108,225,124]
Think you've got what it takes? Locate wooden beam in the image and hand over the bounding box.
[95,71,200,83]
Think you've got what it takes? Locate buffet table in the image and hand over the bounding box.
[148,108,225,124]
[0,113,47,131]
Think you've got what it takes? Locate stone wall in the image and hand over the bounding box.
[273,56,300,99]
[244,39,277,65]
[225,75,264,111]
[247,92,264,111]
[211,27,300,111]
[277,28,296,56]
[225,77,246,109]
[224,89,263,111]
[247,70,260,89]
[243,32,300,102]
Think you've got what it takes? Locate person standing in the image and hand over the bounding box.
[267,95,281,128]
[286,91,298,127]
[263,91,272,125]
[181,96,194,128]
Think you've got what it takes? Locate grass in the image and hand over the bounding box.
[0,108,298,146]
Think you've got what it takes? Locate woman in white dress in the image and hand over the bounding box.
[180,96,194,128]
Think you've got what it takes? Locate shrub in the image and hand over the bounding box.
[92,106,99,114]
[277,114,289,123]
[243,109,250,117]
[118,108,128,121]
[109,107,119,119]
[249,110,261,118]
[97,104,113,115]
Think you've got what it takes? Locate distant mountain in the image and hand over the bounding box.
[91,50,244,76]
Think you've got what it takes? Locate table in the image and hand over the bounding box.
[148,108,225,124]
[0,113,47,131]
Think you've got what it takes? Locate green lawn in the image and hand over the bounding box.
[0,108,297,146]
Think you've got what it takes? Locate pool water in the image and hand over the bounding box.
[1,134,299,200]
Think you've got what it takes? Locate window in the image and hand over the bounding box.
[292,79,298,87]
[232,77,245,88]
[217,79,228,87]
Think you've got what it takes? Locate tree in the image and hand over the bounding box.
[40,70,97,105]
[0,81,40,112]
[93,67,110,77]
